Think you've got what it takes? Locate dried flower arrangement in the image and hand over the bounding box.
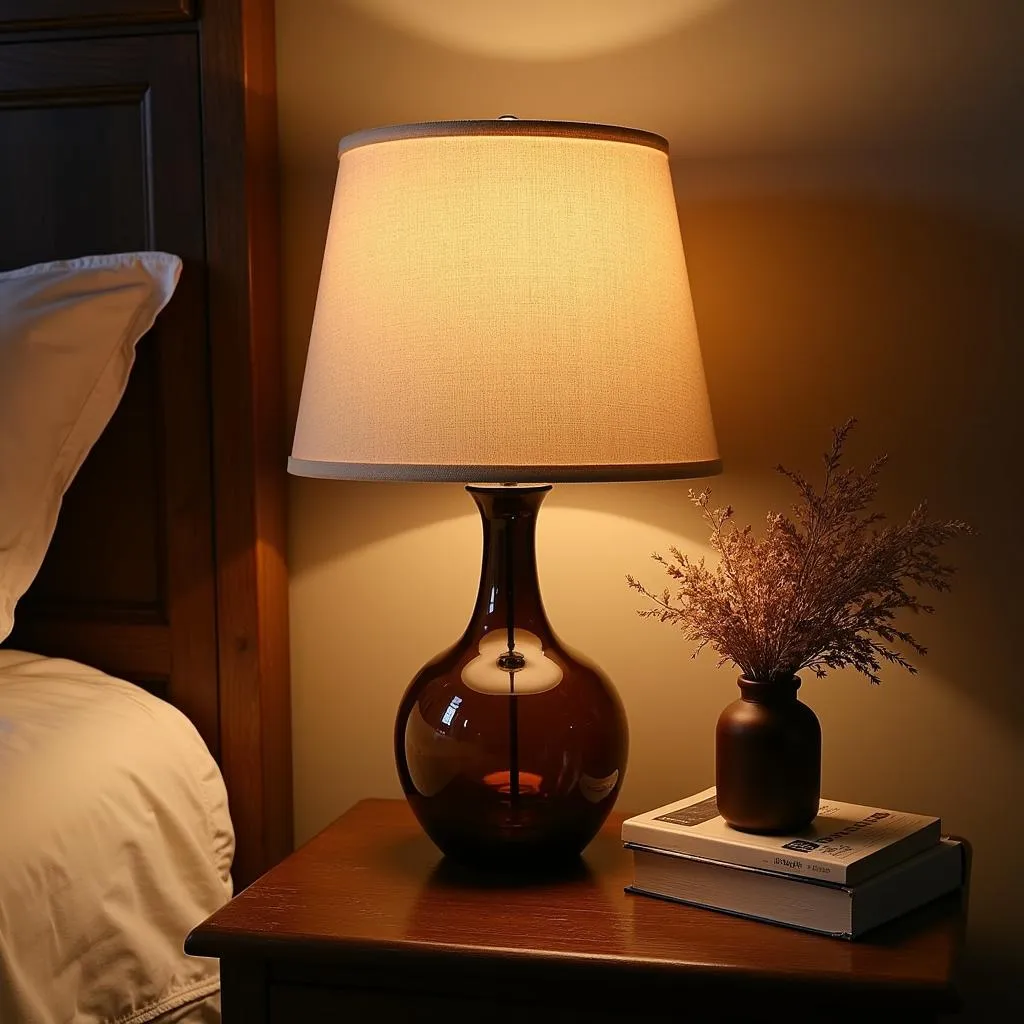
[627,422,970,684]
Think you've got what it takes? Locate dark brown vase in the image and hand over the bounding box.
[395,484,628,868]
[715,676,821,834]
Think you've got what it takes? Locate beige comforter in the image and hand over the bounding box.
[0,651,233,1024]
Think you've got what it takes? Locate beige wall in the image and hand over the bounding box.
[278,1,1024,1014]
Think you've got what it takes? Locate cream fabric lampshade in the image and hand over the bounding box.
[290,119,720,483]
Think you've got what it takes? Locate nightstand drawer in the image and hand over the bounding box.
[267,980,673,1023]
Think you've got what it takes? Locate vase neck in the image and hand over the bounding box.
[464,484,554,644]
[737,676,801,703]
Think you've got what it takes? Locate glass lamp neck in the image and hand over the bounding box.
[464,484,554,643]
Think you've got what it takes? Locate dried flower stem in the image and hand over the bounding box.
[626,421,970,684]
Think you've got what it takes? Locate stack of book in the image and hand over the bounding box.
[621,787,963,939]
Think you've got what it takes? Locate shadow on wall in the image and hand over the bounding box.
[675,190,1024,738]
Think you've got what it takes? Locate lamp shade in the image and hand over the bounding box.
[289,119,720,483]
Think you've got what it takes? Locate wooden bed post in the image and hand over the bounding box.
[199,0,293,890]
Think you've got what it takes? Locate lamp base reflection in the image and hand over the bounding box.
[482,770,544,796]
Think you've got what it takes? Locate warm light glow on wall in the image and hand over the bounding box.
[343,0,731,60]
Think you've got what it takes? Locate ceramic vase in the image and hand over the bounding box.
[715,675,821,834]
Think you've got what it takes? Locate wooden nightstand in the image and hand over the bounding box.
[187,799,968,1022]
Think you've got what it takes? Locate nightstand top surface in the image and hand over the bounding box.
[188,798,965,1005]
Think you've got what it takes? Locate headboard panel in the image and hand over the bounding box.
[0,2,291,888]
[0,1,193,32]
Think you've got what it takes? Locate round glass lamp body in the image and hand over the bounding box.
[395,486,628,866]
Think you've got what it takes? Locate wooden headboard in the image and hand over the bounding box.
[0,0,291,888]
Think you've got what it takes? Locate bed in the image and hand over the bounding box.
[0,3,290,1021]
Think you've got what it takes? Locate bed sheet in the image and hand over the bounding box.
[0,650,233,1024]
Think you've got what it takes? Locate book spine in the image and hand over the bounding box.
[624,886,852,939]
[622,824,848,883]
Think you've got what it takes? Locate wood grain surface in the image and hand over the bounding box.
[189,799,967,1018]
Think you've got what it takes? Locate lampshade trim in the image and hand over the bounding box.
[288,457,722,483]
[337,119,669,157]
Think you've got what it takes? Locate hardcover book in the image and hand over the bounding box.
[621,787,940,886]
[626,838,963,939]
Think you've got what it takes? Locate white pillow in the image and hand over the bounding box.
[0,252,182,643]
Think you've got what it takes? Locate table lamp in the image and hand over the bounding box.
[290,118,720,867]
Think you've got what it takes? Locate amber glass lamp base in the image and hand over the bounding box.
[395,485,628,868]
